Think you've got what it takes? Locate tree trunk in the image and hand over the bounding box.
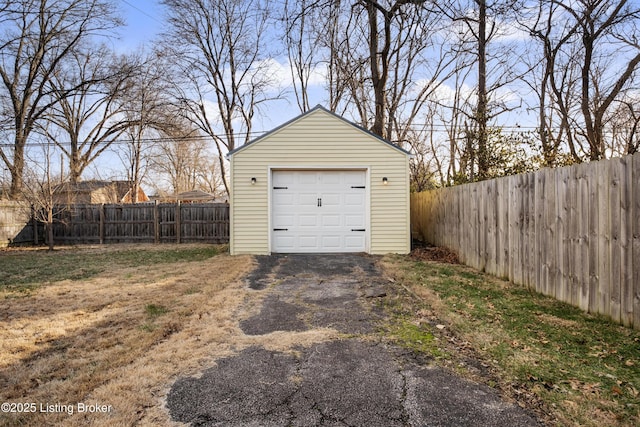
[367,3,386,138]
[476,0,489,180]
[8,133,26,199]
[47,207,54,251]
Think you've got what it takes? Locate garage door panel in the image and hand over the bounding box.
[322,214,341,227]
[299,173,318,185]
[271,170,367,253]
[345,214,364,227]
[299,214,318,227]
[321,173,341,185]
[321,235,341,249]
[273,235,295,251]
[345,193,365,205]
[273,193,294,205]
[299,193,318,205]
[344,172,366,186]
[345,235,366,249]
[299,235,319,249]
[321,193,341,208]
[273,214,294,227]
[273,171,294,186]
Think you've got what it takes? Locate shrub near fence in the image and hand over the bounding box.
[411,152,640,330]
[51,202,229,244]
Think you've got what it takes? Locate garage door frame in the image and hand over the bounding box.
[268,166,370,254]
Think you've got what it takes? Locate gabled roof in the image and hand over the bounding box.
[54,180,114,193]
[226,105,413,158]
[53,180,148,203]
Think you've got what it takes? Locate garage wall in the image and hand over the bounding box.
[229,107,410,255]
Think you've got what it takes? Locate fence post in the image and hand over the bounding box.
[175,200,181,244]
[31,204,38,245]
[154,200,160,244]
[99,204,105,244]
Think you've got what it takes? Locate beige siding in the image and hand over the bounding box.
[230,108,410,255]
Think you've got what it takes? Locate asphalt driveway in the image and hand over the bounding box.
[167,254,542,426]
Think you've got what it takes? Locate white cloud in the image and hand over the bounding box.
[252,57,328,91]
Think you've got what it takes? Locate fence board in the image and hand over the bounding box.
[578,164,590,311]
[621,155,634,327]
[588,162,599,313]
[546,168,557,299]
[498,178,509,278]
[556,167,569,303]
[411,152,640,330]
[609,159,622,323]
[534,170,545,295]
[597,160,611,318]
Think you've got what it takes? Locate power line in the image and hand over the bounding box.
[0,124,546,148]
[0,131,269,148]
[121,0,163,25]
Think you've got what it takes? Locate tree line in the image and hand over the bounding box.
[1,0,639,201]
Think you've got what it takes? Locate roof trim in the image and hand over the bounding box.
[226,105,413,158]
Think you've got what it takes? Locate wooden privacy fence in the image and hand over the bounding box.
[0,201,34,246]
[411,152,640,329]
[50,202,229,244]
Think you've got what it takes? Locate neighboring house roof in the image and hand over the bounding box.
[53,180,149,204]
[226,104,413,158]
[170,190,226,203]
[151,190,227,203]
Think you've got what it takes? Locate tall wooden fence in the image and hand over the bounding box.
[411,152,640,329]
[0,202,229,246]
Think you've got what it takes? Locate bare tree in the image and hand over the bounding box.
[282,0,322,113]
[608,98,640,156]
[162,0,282,196]
[574,0,640,160]
[437,0,526,180]
[335,0,439,139]
[42,47,138,183]
[0,0,121,199]
[148,120,224,197]
[22,138,66,250]
[116,54,170,203]
[522,0,640,162]
[311,0,458,150]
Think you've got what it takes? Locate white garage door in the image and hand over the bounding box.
[271,170,367,253]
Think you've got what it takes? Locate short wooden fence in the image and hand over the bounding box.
[0,201,229,246]
[51,202,229,244]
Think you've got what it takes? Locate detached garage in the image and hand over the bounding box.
[227,105,412,255]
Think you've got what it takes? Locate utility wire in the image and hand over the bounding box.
[0,123,542,148]
[120,0,163,25]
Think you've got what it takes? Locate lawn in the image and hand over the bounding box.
[3,245,638,426]
[0,244,254,427]
[380,253,640,427]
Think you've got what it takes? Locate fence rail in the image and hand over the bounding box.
[411,152,640,330]
[0,202,229,246]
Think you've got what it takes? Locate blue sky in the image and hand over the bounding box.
[116,0,165,51]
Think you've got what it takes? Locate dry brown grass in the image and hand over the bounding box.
[0,245,257,426]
